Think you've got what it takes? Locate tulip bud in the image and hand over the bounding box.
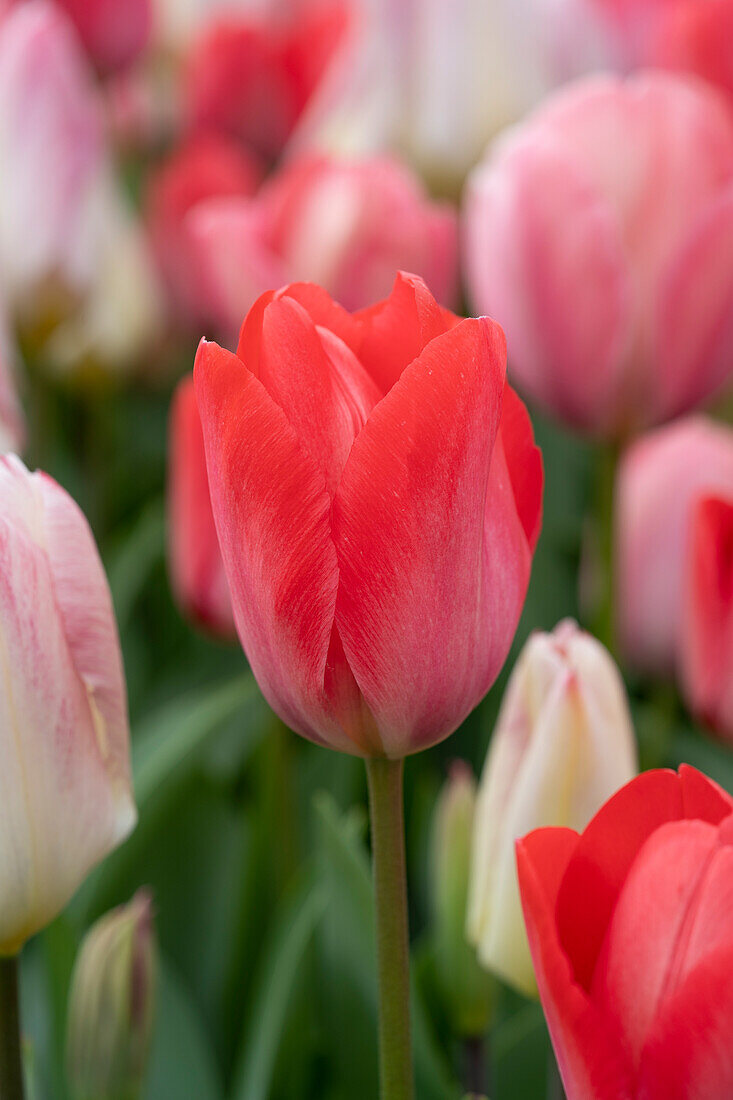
[467,620,637,997]
[66,891,157,1100]
[430,762,495,1037]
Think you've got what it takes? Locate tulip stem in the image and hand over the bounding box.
[591,442,619,655]
[0,956,25,1100]
[366,756,413,1100]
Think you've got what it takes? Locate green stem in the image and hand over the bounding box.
[0,956,25,1100]
[365,757,413,1100]
[591,442,620,655]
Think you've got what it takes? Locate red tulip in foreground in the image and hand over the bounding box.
[517,765,733,1100]
[168,374,235,638]
[464,72,733,438]
[194,272,542,759]
[194,271,542,1099]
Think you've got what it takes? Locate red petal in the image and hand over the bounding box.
[352,271,454,395]
[556,767,732,992]
[194,339,356,752]
[332,316,507,757]
[498,382,543,552]
[516,828,634,1100]
[637,942,733,1100]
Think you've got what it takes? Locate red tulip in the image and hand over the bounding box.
[464,72,733,438]
[682,495,733,740]
[46,0,152,74]
[145,135,261,326]
[182,2,349,162]
[517,765,733,1100]
[194,273,543,757]
[168,374,234,638]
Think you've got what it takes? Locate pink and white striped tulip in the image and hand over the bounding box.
[616,416,733,678]
[464,72,733,438]
[189,154,458,339]
[0,456,135,954]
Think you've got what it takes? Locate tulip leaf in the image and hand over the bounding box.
[132,672,262,807]
[229,871,328,1100]
[144,955,224,1100]
[106,498,166,633]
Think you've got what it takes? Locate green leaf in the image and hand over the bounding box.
[106,500,166,634]
[230,871,327,1100]
[143,956,224,1100]
[132,673,262,808]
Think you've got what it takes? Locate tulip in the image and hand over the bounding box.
[44,0,153,74]
[189,154,458,339]
[296,0,610,196]
[517,765,733,1100]
[430,762,495,1038]
[464,72,733,438]
[194,271,543,758]
[66,890,157,1100]
[592,0,733,104]
[467,620,637,997]
[168,374,235,637]
[0,454,136,955]
[0,1,103,315]
[681,495,733,741]
[616,415,733,677]
[182,2,350,163]
[145,134,261,327]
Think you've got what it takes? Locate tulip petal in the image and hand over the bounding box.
[352,271,453,395]
[497,382,543,553]
[332,317,506,757]
[194,339,356,752]
[0,459,134,952]
[516,827,635,1100]
[464,132,630,435]
[656,191,733,422]
[555,767,732,992]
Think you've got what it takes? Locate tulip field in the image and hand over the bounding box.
[2,2,733,1100]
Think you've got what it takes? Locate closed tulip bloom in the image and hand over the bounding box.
[0,1,103,313]
[0,456,136,954]
[168,374,234,638]
[464,72,733,438]
[467,620,637,996]
[681,495,733,741]
[616,416,733,677]
[194,272,543,758]
[145,134,261,327]
[189,154,458,339]
[517,765,733,1100]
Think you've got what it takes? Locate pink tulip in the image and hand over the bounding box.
[189,154,458,338]
[0,456,135,954]
[194,273,543,757]
[168,374,235,638]
[681,495,733,741]
[0,0,103,311]
[182,2,349,162]
[145,134,261,326]
[616,416,733,677]
[464,72,733,438]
